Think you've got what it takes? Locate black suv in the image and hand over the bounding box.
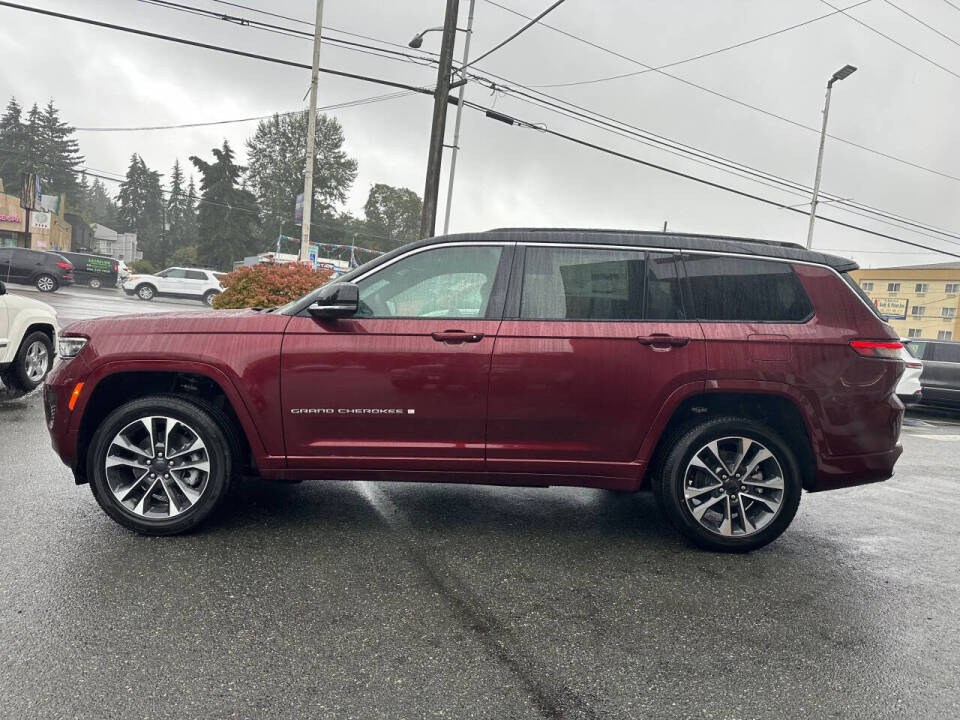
[0,247,74,292]
[909,339,960,408]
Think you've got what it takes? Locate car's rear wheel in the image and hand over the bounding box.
[136,283,155,301]
[88,277,102,289]
[655,417,802,552]
[202,290,219,307]
[88,395,234,535]
[1,331,53,392]
[35,274,57,292]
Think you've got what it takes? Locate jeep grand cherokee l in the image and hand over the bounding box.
[44,229,904,552]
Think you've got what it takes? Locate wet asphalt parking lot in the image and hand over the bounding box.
[1,286,958,719]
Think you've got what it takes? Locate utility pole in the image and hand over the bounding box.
[299,0,325,263]
[420,0,460,239]
[442,0,475,235]
[806,64,856,249]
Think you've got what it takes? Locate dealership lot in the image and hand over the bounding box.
[1,287,958,718]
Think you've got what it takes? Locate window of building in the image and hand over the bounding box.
[946,283,960,294]
[887,282,901,292]
[519,247,684,321]
[911,306,925,316]
[942,307,957,319]
[356,245,503,319]
[907,328,922,338]
[937,331,954,341]
[860,281,873,291]
[683,256,814,322]
[915,283,929,293]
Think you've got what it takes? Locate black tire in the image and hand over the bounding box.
[87,395,235,535]
[202,290,219,307]
[4,331,53,392]
[88,277,102,289]
[136,283,155,301]
[654,416,802,553]
[35,273,58,292]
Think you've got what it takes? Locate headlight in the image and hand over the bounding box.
[59,336,88,358]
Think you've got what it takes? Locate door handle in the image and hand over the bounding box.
[637,334,690,348]
[431,330,485,344]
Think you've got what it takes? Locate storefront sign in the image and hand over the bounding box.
[875,297,909,320]
[0,213,23,224]
[31,211,51,230]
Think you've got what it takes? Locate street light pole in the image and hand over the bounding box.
[419,0,460,239]
[442,0,476,235]
[300,0,325,263]
[806,64,856,250]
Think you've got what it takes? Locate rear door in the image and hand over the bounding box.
[182,269,210,298]
[486,245,706,480]
[10,249,41,284]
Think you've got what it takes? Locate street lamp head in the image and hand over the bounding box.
[829,64,857,86]
[408,33,425,49]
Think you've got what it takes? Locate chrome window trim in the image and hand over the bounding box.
[350,241,509,284]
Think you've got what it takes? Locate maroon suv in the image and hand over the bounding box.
[44,229,904,551]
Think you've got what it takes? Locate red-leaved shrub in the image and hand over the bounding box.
[212,263,334,309]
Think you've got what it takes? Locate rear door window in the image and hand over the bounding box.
[518,247,683,321]
[683,255,814,322]
[185,270,207,280]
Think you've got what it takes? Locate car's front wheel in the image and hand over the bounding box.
[1,331,53,392]
[136,284,155,301]
[655,417,802,552]
[88,395,234,535]
[35,274,57,292]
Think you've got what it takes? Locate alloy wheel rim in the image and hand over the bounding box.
[24,341,49,382]
[104,416,211,519]
[139,287,152,299]
[682,436,785,538]
[38,276,54,291]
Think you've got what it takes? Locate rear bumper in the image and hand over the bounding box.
[808,444,903,492]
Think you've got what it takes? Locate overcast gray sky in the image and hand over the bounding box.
[3,0,960,267]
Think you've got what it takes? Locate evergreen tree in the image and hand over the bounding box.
[39,100,83,203]
[190,141,260,270]
[86,177,120,228]
[22,104,44,186]
[183,174,199,247]
[118,154,165,265]
[166,159,191,253]
[0,98,28,193]
[246,111,357,250]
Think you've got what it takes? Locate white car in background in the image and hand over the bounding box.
[896,340,923,405]
[122,267,225,306]
[0,280,58,392]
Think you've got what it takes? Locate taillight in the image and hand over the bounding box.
[56,262,71,270]
[850,340,903,358]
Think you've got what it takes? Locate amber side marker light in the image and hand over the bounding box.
[68,382,84,411]
[850,340,903,359]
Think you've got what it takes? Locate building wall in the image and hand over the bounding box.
[0,192,71,251]
[849,267,960,340]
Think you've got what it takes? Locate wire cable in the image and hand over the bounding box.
[882,0,960,48]
[466,0,570,68]
[528,0,874,88]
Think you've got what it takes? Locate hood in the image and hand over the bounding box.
[62,308,291,338]
[2,291,56,317]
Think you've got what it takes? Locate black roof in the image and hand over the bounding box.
[477,228,858,272]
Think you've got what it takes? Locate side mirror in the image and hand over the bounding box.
[307,282,359,318]
[0,280,5,296]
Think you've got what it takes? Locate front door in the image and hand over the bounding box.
[156,268,187,294]
[281,243,511,473]
[486,246,706,480]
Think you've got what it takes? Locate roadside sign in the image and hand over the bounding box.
[875,297,908,320]
[295,193,304,224]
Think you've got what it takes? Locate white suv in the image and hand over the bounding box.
[0,280,58,392]
[122,267,224,306]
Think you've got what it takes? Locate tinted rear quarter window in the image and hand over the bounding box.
[683,255,813,322]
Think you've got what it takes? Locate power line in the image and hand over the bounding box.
[74,91,415,131]
[466,0,569,68]
[822,0,960,80]
[942,0,960,13]
[528,0,874,88]
[0,1,435,97]
[883,0,960,48]
[481,0,960,184]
